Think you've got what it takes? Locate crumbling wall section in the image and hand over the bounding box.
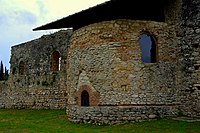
[0,30,72,109]
[0,81,9,108]
[178,0,200,116]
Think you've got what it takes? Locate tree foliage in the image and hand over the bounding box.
[0,61,3,80]
[0,60,9,81]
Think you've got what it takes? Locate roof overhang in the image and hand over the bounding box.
[33,0,167,31]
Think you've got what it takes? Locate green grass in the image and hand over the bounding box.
[0,109,199,133]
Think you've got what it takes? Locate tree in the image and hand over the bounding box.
[0,61,9,81]
[0,61,3,81]
[4,66,9,80]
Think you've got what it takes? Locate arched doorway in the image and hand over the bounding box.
[81,90,89,106]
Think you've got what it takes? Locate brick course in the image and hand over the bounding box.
[0,0,200,125]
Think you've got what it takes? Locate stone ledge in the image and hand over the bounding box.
[173,117,200,122]
[66,105,179,125]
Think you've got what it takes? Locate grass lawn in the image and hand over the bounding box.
[0,109,199,133]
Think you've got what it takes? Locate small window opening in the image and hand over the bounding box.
[19,61,25,75]
[139,34,157,63]
[81,90,89,106]
[51,51,60,71]
[59,57,61,71]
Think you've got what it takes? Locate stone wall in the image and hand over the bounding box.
[0,0,199,124]
[66,19,180,122]
[0,30,72,109]
[66,105,178,125]
[178,0,200,116]
[0,81,8,108]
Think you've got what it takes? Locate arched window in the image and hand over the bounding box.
[139,34,157,63]
[81,90,89,106]
[19,61,25,75]
[51,51,61,71]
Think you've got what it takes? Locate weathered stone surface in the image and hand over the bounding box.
[66,105,178,125]
[67,19,178,107]
[0,0,200,125]
[0,30,72,109]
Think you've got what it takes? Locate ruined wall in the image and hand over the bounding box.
[0,30,72,109]
[0,0,199,124]
[178,0,200,116]
[0,81,9,108]
[66,19,179,122]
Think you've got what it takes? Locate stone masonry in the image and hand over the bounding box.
[66,19,180,124]
[0,30,72,109]
[0,0,200,125]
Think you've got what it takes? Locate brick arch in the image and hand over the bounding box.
[74,85,100,106]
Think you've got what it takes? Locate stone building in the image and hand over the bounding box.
[0,30,72,109]
[0,0,200,124]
